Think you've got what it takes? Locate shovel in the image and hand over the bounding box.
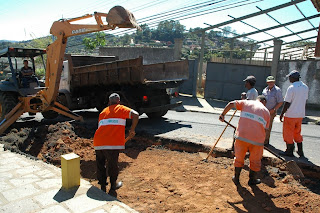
[224,120,304,179]
[264,146,304,178]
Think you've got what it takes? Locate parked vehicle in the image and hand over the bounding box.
[57,55,188,118]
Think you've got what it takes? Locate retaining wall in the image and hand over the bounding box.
[204,62,271,101]
[277,60,320,106]
[99,47,175,65]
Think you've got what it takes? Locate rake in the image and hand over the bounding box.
[202,110,237,162]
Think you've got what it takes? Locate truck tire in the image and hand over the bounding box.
[0,92,18,121]
[146,109,168,119]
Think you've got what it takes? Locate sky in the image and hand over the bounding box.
[0,0,319,49]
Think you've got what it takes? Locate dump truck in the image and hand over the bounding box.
[55,55,188,118]
[0,6,141,134]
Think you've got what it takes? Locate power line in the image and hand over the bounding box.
[66,0,261,48]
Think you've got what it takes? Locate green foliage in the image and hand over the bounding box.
[82,32,107,51]
[135,24,152,42]
[83,37,97,51]
[151,20,185,43]
[35,68,45,79]
[288,40,314,48]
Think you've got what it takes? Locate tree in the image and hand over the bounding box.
[135,24,152,43]
[207,30,222,40]
[120,34,131,45]
[152,20,185,43]
[222,26,232,37]
[288,40,314,48]
[82,32,106,51]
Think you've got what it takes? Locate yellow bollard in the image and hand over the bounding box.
[61,153,80,189]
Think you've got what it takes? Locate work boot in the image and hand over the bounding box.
[111,181,123,190]
[232,167,242,185]
[279,144,294,157]
[296,142,304,157]
[100,184,106,192]
[248,169,261,186]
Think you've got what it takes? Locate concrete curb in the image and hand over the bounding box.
[174,106,320,125]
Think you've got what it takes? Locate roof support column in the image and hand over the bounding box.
[249,44,254,64]
[315,23,320,57]
[271,39,283,80]
[174,38,183,60]
[196,31,206,97]
[230,38,234,63]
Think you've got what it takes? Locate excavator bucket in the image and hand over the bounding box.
[107,6,141,30]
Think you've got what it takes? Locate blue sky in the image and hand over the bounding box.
[0,0,318,48]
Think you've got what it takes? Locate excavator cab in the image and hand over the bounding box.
[0,47,46,96]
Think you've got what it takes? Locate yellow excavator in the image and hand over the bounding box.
[0,6,140,134]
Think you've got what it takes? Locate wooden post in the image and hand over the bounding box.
[61,153,80,189]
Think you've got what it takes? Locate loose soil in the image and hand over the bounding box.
[1,120,320,213]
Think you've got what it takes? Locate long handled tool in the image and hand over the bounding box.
[203,110,237,161]
[224,120,304,178]
[264,146,304,178]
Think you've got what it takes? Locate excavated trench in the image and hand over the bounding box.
[1,119,320,212]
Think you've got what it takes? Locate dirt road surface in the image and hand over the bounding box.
[1,120,320,212]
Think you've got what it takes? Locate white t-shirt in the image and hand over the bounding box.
[246,88,258,100]
[284,81,309,118]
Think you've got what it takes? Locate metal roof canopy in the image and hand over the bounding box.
[194,0,320,95]
[198,0,319,53]
[0,47,46,58]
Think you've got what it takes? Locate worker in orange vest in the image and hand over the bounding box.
[93,93,139,192]
[219,95,270,185]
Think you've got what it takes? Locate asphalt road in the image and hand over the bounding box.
[137,110,320,167]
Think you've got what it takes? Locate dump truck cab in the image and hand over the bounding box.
[0,47,46,96]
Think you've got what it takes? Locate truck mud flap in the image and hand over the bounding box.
[139,101,182,114]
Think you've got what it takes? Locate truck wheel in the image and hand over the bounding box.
[0,92,18,121]
[146,110,168,119]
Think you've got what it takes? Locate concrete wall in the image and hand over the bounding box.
[99,47,175,65]
[204,62,271,101]
[179,60,198,95]
[277,60,320,106]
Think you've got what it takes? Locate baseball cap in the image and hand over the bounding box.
[286,70,300,78]
[243,75,256,82]
[109,93,120,100]
[266,76,275,82]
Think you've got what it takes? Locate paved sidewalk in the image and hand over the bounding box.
[0,144,137,213]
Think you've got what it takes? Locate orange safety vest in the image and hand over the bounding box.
[93,104,132,150]
[235,100,270,146]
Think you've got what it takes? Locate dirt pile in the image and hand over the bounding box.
[1,121,320,212]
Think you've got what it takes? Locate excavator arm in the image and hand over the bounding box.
[0,6,140,134]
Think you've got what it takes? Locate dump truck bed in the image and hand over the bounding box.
[69,56,188,88]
